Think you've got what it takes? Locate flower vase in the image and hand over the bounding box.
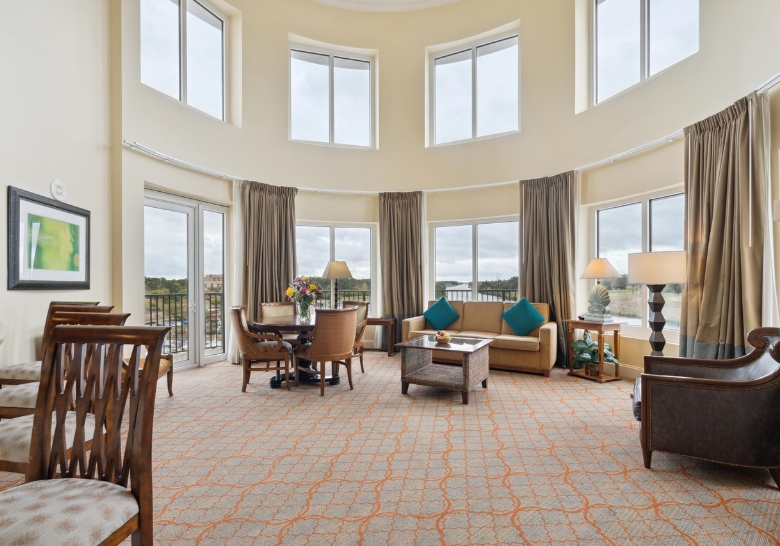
[299,303,312,323]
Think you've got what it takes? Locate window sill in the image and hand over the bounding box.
[429,128,520,148]
[289,138,375,151]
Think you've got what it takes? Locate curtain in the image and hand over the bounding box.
[520,171,578,366]
[236,180,297,321]
[680,93,768,358]
[380,191,425,343]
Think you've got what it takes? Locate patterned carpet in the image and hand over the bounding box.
[2,353,779,545]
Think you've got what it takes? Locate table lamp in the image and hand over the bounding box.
[322,261,353,309]
[627,251,687,356]
[580,258,621,322]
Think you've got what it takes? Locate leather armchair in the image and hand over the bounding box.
[640,328,780,490]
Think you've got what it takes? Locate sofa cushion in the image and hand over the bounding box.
[460,302,505,334]
[424,298,461,331]
[492,335,540,352]
[502,302,550,336]
[426,301,464,331]
[457,331,499,340]
[502,298,546,336]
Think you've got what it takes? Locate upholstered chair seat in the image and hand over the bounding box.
[0,413,97,471]
[0,382,39,412]
[0,361,41,383]
[254,340,293,353]
[0,479,139,545]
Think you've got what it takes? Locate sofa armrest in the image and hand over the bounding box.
[402,316,426,341]
[539,322,557,369]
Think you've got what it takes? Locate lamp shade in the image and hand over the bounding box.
[322,261,353,279]
[580,258,620,280]
[627,251,687,284]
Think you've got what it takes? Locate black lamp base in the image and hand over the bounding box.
[647,284,667,357]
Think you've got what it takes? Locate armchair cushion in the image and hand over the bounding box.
[501,298,546,337]
[424,298,461,331]
[0,382,39,409]
[0,478,138,546]
[0,361,41,382]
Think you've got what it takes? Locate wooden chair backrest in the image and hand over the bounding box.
[41,304,113,354]
[260,302,297,319]
[342,301,369,340]
[230,306,282,356]
[308,308,358,360]
[26,324,169,502]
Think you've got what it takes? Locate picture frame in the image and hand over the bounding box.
[7,186,90,290]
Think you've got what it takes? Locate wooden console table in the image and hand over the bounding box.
[563,320,621,383]
[366,317,396,357]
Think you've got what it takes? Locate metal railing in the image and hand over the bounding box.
[145,292,224,355]
[435,289,518,302]
[313,290,371,311]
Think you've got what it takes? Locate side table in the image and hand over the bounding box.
[563,319,621,383]
[366,317,396,357]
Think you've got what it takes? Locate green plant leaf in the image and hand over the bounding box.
[575,353,592,363]
[583,332,592,344]
[571,340,589,351]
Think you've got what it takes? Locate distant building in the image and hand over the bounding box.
[204,274,223,291]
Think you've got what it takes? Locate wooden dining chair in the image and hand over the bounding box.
[0,324,169,546]
[230,306,293,392]
[0,312,128,420]
[343,301,370,373]
[295,307,358,396]
[0,302,110,387]
[259,301,301,347]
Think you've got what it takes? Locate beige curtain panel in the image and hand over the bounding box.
[680,93,766,358]
[237,180,298,322]
[380,191,425,343]
[520,171,578,366]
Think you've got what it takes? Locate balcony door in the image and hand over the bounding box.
[144,192,228,369]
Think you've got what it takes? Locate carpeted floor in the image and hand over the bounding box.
[2,353,779,545]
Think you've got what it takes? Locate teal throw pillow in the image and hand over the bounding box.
[502,298,546,336]
[423,298,460,331]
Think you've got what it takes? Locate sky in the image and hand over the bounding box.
[296,226,372,280]
[435,222,519,285]
[597,0,698,102]
[144,206,224,280]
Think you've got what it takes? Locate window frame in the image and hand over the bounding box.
[141,0,229,121]
[428,216,520,301]
[593,0,699,105]
[428,31,521,147]
[295,221,378,311]
[288,45,376,149]
[589,189,685,340]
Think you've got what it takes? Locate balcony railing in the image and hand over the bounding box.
[145,292,224,355]
[313,290,371,312]
[435,289,518,302]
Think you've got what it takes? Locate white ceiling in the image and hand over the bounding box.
[309,0,461,12]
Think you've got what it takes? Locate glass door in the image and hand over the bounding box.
[144,192,229,368]
[144,199,196,368]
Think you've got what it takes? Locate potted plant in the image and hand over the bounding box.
[570,332,619,376]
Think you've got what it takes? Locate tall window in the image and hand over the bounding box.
[594,192,684,330]
[433,220,519,302]
[432,34,519,145]
[290,48,373,148]
[296,225,374,310]
[141,0,226,120]
[595,0,698,103]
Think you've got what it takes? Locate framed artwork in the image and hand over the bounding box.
[7,186,90,290]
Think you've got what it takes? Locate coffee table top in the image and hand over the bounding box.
[396,336,492,353]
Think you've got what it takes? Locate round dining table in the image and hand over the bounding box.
[249,312,341,389]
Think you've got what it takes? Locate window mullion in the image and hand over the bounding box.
[180,0,187,104]
[640,0,648,81]
[472,47,477,139]
[472,223,478,302]
[329,56,335,144]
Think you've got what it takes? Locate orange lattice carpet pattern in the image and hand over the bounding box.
[2,353,779,544]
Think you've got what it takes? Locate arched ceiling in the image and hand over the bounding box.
[309,0,460,12]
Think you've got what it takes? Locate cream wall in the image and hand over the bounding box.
[0,1,112,364]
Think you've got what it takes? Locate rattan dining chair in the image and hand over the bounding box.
[0,311,129,421]
[343,301,369,373]
[230,306,293,391]
[0,324,170,546]
[295,307,358,396]
[259,301,302,347]
[0,302,109,387]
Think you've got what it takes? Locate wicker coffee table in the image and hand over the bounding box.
[395,336,492,404]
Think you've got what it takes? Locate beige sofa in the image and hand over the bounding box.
[402,301,557,377]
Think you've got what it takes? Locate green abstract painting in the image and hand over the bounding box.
[27,214,80,272]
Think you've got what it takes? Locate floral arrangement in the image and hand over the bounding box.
[286,277,324,321]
